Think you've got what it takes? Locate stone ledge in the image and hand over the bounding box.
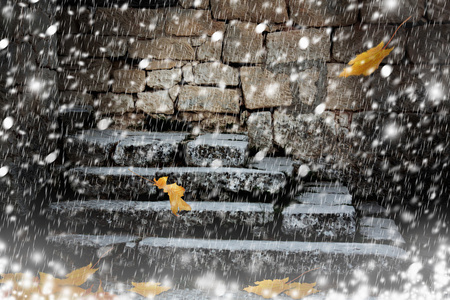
[295,193,353,206]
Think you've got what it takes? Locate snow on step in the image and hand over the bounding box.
[65,130,188,166]
[248,157,295,177]
[281,204,356,239]
[68,166,286,198]
[185,134,248,167]
[48,200,274,238]
[295,192,352,206]
[303,182,350,194]
[359,217,405,245]
[135,237,408,276]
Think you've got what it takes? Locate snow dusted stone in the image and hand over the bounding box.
[356,202,388,217]
[266,29,331,65]
[359,217,405,245]
[146,69,182,90]
[65,130,122,165]
[333,24,407,64]
[241,67,292,109]
[48,200,273,238]
[289,0,358,26]
[177,86,241,113]
[407,24,450,64]
[326,64,369,110]
[185,134,248,167]
[144,59,183,70]
[128,38,195,60]
[135,237,408,276]
[96,93,134,114]
[193,62,239,86]
[247,111,273,151]
[197,40,222,61]
[136,91,174,114]
[360,0,424,23]
[181,63,195,83]
[178,0,209,9]
[303,182,350,194]
[68,166,287,198]
[110,113,146,130]
[59,35,127,57]
[292,67,321,109]
[249,157,295,177]
[164,8,226,37]
[295,192,352,206]
[60,92,94,106]
[426,0,450,21]
[112,132,188,166]
[211,0,288,23]
[58,59,112,92]
[281,204,356,240]
[112,70,146,93]
[223,21,265,64]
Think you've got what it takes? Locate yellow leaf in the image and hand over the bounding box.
[339,41,394,77]
[79,281,118,299]
[244,277,294,299]
[57,263,98,286]
[129,281,171,298]
[0,273,40,298]
[283,282,320,299]
[153,177,191,216]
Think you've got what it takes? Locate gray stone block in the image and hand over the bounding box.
[281,204,356,240]
[247,111,273,151]
[211,0,288,23]
[185,134,248,167]
[249,157,294,178]
[289,0,358,26]
[295,193,352,206]
[359,217,405,245]
[302,183,350,194]
[112,132,188,166]
[407,24,450,64]
[360,0,424,23]
[68,166,287,198]
[223,21,265,64]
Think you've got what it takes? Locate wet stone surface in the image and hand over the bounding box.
[359,217,405,246]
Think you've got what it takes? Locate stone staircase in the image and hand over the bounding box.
[46,121,408,296]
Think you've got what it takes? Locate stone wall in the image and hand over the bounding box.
[57,0,449,207]
[0,0,59,214]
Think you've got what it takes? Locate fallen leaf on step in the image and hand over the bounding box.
[244,277,293,299]
[154,176,191,216]
[283,282,320,299]
[129,281,171,298]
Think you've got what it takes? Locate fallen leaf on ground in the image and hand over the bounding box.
[283,282,320,299]
[153,176,191,216]
[129,281,171,298]
[244,277,293,299]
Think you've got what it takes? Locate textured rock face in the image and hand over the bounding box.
[179,0,209,9]
[177,86,241,113]
[193,63,239,86]
[293,67,321,109]
[249,157,295,177]
[426,0,450,21]
[185,134,248,167]
[59,35,127,57]
[58,59,112,92]
[68,167,287,198]
[96,93,134,114]
[111,70,146,93]
[129,38,195,60]
[241,67,292,109]
[136,91,174,114]
[222,21,265,64]
[112,132,188,166]
[146,69,182,89]
[210,0,288,23]
[197,40,222,61]
[164,8,225,37]
[247,111,273,151]
[359,217,405,245]
[266,29,331,64]
[407,24,450,64]
[360,0,424,23]
[290,0,358,26]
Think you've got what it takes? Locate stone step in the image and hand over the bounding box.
[185,133,249,167]
[294,192,353,206]
[47,234,408,284]
[358,216,405,246]
[302,182,350,194]
[47,199,356,240]
[248,157,295,177]
[68,166,287,200]
[65,130,189,166]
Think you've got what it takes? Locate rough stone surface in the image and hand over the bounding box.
[200,114,241,132]
[241,67,292,109]
[110,113,146,130]
[197,40,222,61]
[360,0,424,23]
[193,62,239,86]
[407,24,450,64]
[426,0,450,21]
[249,157,295,177]
[129,38,195,60]
[326,64,369,110]
[165,8,225,37]
[144,59,183,70]
[60,92,94,106]
[356,202,388,217]
[266,29,331,65]
[211,0,288,23]
[59,35,127,57]
[58,59,112,92]
[48,200,273,238]
[177,86,241,113]
[96,93,134,114]
[185,134,248,167]
[359,217,405,245]
[303,184,350,195]
[146,69,182,89]
[59,106,94,134]
[247,111,273,151]
[333,24,407,64]
[178,0,209,9]
[112,70,146,93]
[181,63,195,83]
[68,166,287,198]
[136,237,408,277]
[293,67,321,108]
[136,91,174,114]
[295,192,353,206]
[223,21,265,64]
[281,204,356,240]
[112,132,188,166]
[289,0,358,26]
[56,5,92,34]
